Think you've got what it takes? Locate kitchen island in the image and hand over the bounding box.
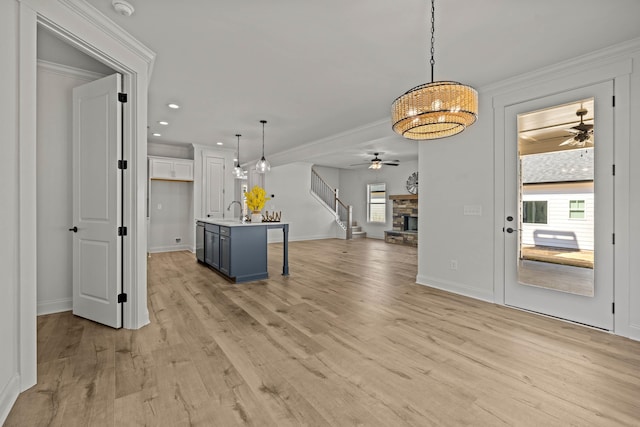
[195,218,289,283]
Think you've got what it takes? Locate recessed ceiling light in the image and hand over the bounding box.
[152,133,162,137]
[233,158,238,162]
[167,103,180,109]
[158,121,169,125]
[216,142,223,146]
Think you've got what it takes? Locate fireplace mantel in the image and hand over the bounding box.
[389,194,418,201]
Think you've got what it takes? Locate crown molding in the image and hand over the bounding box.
[37,59,106,81]
[21,0,155,78]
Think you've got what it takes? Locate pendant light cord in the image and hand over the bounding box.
[260,120,267,158]
[430,0,435,83]
[235,134,241,167]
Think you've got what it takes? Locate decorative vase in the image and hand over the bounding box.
[251,210,262,223]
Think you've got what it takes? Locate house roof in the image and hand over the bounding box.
[521,148,594,184]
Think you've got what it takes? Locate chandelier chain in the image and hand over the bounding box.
[430,0,435,83]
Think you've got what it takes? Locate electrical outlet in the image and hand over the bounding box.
[450,259,458,270]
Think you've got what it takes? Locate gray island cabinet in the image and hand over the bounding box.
[196,219,289,283]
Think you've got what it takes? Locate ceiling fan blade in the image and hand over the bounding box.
[382,163,399,166]
[571,123,593,133]
[559,137,576,146]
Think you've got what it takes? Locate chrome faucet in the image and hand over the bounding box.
[227,200,242,211]
[227,200,246,223]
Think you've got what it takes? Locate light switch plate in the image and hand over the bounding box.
[463,205,482,216]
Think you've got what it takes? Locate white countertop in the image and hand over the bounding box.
[196,218,288,227]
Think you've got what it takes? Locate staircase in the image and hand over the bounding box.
[351,221,367,239]
[310,168,363,239]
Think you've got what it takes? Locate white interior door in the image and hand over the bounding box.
[204,155,224,218]
[504,81,614,330]
[71,73,122,328]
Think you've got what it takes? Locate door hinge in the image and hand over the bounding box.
[118,293,127,303]
[612,164,616,176]
[612,95,615,107]
[118,92,128,103]
[612,233,615,244]
[118,226,128,236]
[118,159,128,170]
[612,302,615,314]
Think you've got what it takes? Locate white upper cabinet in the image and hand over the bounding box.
[149,156,194,181]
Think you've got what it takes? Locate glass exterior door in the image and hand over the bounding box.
[504,82,614,330]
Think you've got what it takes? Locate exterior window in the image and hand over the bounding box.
[367,183,386,223]
[569,200,585,219]
[523,201,547,224]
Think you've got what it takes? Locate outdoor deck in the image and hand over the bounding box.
[521,245,594,269]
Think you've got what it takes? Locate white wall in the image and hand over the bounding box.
[418,40,640,340]
[313,165,340,190]
[147,143,195,253]
[0,0,21,422]
[148,180,194,252]
[339,160,419,239]
[265,162,339,242]
[148,141,193,159]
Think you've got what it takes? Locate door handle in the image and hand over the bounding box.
[69,226,78,233]
[506,227,516,233]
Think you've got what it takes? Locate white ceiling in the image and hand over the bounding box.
[70,0,640,168]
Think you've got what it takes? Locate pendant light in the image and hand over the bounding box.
[391,0,478,140]
[233,134,245,179]
[255,120,271,173]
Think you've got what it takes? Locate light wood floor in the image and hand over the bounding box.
[7,239,640,426]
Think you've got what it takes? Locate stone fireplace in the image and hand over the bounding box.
[403,215,418,232]
[384,194,418,246]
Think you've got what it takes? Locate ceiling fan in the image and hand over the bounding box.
[351,153,400,169]
[559,107,593,147]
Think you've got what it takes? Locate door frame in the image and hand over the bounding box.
[503,83,613,330]
[493,57,632,334]
[18,0,154,391]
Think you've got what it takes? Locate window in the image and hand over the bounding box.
[523,201,547,224]
[569,200,585,219]
[367,183,386,223]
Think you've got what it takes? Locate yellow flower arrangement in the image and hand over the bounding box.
[244,186,270,212]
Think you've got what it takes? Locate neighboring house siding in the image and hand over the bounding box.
[522,182,594,250]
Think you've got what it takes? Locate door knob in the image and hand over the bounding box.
[506,227,516,233]
[68,226,78,233]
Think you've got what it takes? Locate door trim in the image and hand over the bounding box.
[493,57,633,337]
[18,0,154,391]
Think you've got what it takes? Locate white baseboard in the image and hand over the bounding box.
[415,274,494,303]
[37,298,72,315]
[148,244,193,253]
[0,373,20,426]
